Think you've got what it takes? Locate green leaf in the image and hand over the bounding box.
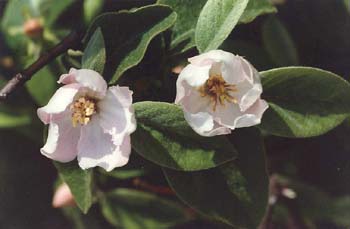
[239,0,277,24]
[83,0,104,25]
[132,101,237,171]
[38,0,76,26]
[344,0,350,13]
[1,0,37,56]
[157,0,207,53]
[86,5,177,83]
[0,106,31,128]
[100,188,189,229]
[260,67,350,137]
[62,206,110,229]
[82,27,106,74]
[26,65,57,106]
[262,16,299,66]
[101,169,144,180]
[195,0,249,53]
[164,128,268,228]
[54,161,93,213]
[1,0,74,52]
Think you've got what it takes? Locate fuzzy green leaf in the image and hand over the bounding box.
[164,128,268,228]
[82,27,106,74]
[26,65,57,106]
[100,189,189,228]
[195,0,249,53]
[86,5,177,83]
[54,162,93,213]
[132,101,237,171]
[39,0,75,26]
[239,0,277,24]
[83,0,104,25]
[157,0,207,53]
[0,106,31,128]
[260,67,350,137]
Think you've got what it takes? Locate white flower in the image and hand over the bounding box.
[37,68,136,171]
[175,50,268,136]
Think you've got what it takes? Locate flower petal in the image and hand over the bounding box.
[214,99,268,129]
[41,114,80,162]
[189,50,246,84]
[77,116,131,171]
[189,49,230,66]
[184,111,230,136]
[176,76,210,111]
[214,103,245,129]
[98,86,136,145]
[236,80,262,112]
[37,84,81,124]
[235,57,263,112]
[58,68,107,97]
[52,183,76,208]
[177,64,211,88]
[234,99,269,128]
[209,122,232,136]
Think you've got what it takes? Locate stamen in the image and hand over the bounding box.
[70,96,97,127]
[199,74,238,111]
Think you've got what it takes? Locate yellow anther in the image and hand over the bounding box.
[70,96,97,127]
[199,74,238,111]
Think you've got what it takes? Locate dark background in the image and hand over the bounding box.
[1,0,350,228]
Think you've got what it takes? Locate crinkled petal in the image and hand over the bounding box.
[189,49,232,66]
[177,64,211,88]
[37,84,81,124]
[58,68,107,97]
[240,56,260,84]
[208,122,232,136]
[41,114,80,162]
[234,99,269,128]
[98,86,136,145]
[189,50,246,84]
[220,54,247,85]
[183,111,231,136]
[177,79,210,114]
[184,111,214,136]
[215,99,268,129]
[214,103,245,129]
[77,116,131,171]
[235,57,263,112]
[236,81,262,112]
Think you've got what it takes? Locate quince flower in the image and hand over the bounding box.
[175,50,268,136]
[37,68,136,171]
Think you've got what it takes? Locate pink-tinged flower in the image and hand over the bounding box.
[175,50,268,136]
[37,68,136,171]
[52,183,75,208]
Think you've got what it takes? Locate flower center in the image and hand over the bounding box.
[70,96,97,127]
[199,74,238,111]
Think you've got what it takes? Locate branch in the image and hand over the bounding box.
[259,176,279,229]
[259,175,309,229]
[132,178,175,196]
[258,201,275,229]
[0,30,84,101]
